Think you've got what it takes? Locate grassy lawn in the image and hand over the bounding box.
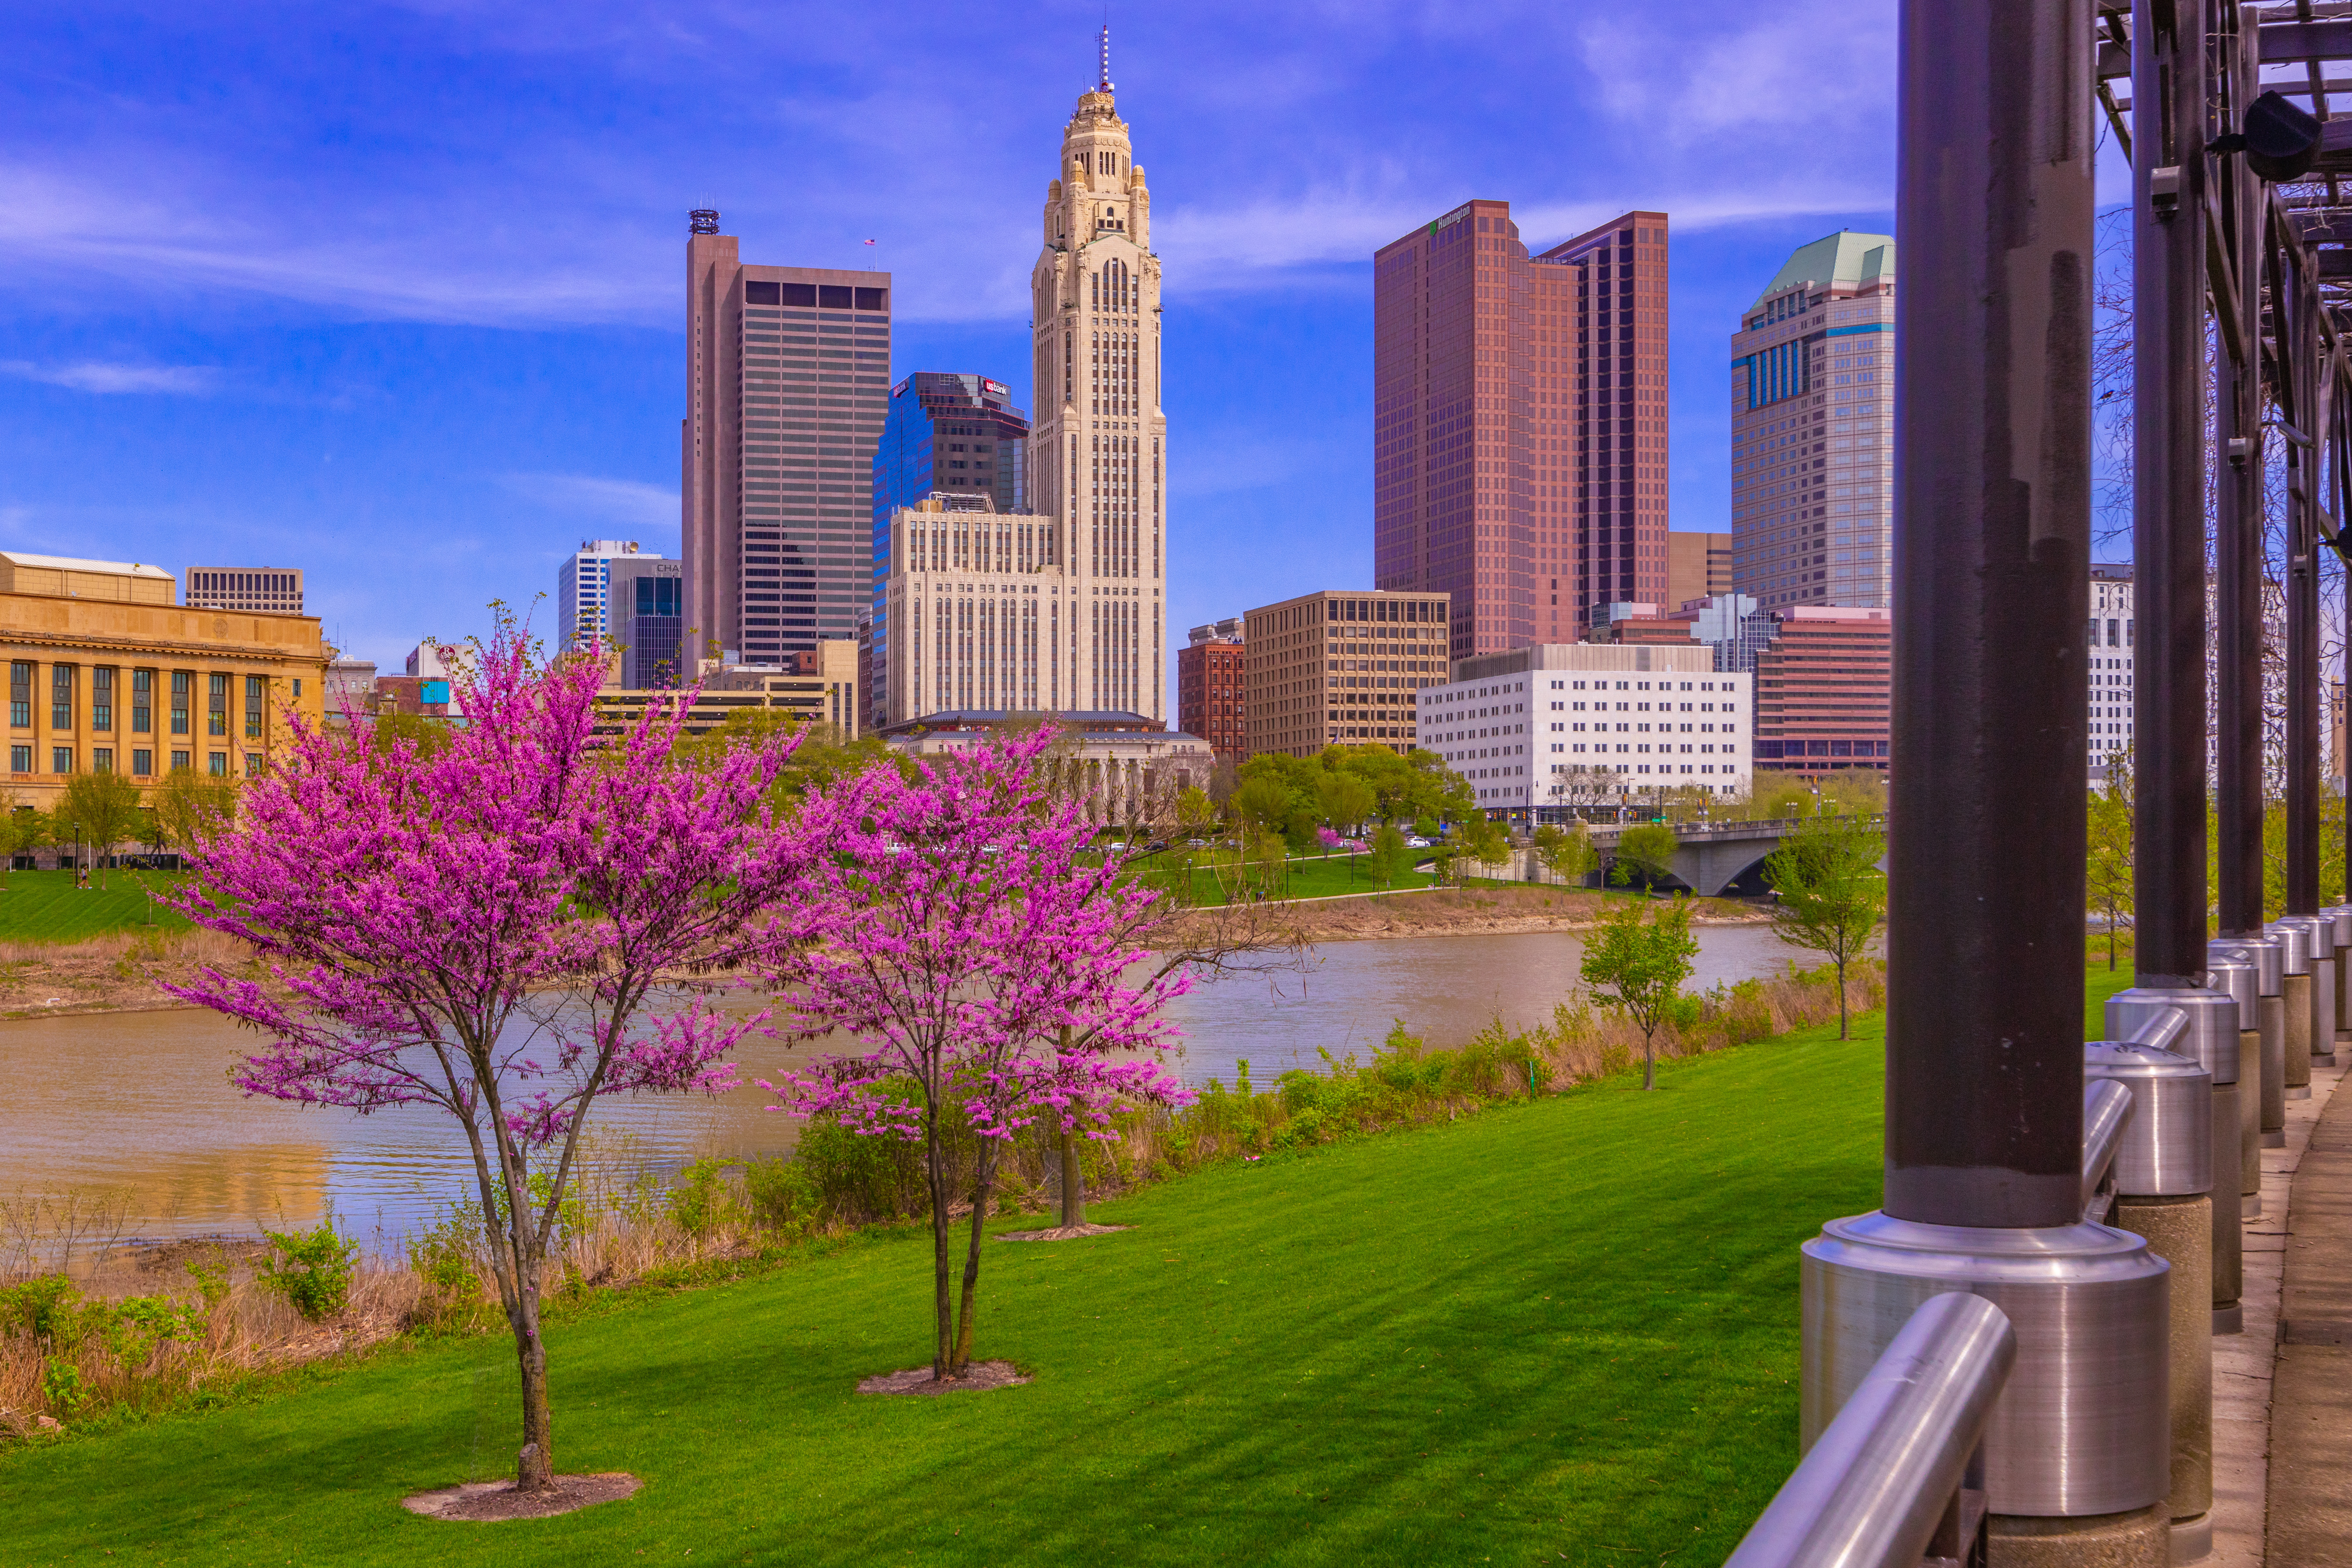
[1135,851,1553,906]
[1,966,2139,1567]
[0,867,189,943]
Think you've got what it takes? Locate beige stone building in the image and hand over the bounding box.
[1027,45,1166,721]
[887,716,1211,830]
[594,639,861,742]
[1242,589,1452,759]
[0,552,326,805]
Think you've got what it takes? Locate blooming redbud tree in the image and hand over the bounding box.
[764,729,1188,1381]
[165,620,805,1492]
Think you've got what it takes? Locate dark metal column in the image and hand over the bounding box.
[2216,13,2267,939]
[1886,0,2095,1228]
[2288,238,2322,918]
[2131,0,2210,985]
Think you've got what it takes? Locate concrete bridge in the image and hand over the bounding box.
[1485,814,1887,898]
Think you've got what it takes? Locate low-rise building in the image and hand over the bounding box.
[1752,605,1891,775]
[593,639,862,741]
[185,567,304,617]
[885,716,1213,829]
[1242,589,1451,759]
[1419,642,1751,820]
[0,551,326,801]
[1178,619,1244,761]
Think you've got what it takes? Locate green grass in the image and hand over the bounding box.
[1,965,2140,1567]
[0,867,189,943]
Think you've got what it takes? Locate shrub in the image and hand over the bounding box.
[406,1213,488,1333]
[742,1156,821,1237]
[666,1157,741,1240]
[0,1275,78,1342]
[257,1218,358,1321]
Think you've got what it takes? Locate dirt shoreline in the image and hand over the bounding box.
[0,890,1772,1021]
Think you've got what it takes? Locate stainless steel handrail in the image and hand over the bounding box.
[1725,1292,2017,1568]
[2082,1077,2135,1215]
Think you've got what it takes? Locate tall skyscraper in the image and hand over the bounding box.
[683,211,891,667]
[610,555,684,689]
[869,373,1030,729]
[1729,231,1895,611]
[1375,204,1672,654]
[1027,32,1167,721]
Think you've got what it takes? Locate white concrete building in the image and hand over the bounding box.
[1026,36,1167,722]
[558,539,662,656]
[1419,643,1752,818]
[2089,562,2134,784]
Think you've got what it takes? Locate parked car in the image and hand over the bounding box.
[1406,836,1431,848]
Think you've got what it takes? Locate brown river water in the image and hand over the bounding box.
[0,926,1810,1249]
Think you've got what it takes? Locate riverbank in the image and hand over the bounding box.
[0,928,253,1019]
[0,964,2142,1567]
[1158,883,1766,946]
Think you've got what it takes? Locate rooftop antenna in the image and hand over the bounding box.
[1097,22,1112,92]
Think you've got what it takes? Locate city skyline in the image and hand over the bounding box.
[0,5,2129,685]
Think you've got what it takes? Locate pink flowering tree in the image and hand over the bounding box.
[163,619,806,1493]
[764,729,1189,1381]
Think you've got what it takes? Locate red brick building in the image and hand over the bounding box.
[1752,606,1890,774]
[1177,619,1244,760]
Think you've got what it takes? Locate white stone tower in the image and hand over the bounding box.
[1030,28,1166,720]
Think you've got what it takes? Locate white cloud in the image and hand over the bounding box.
[499,473,679,532]
[0,358,223,395]
[1575,5,1897,147]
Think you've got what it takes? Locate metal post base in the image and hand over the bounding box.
[1803,1213,2170,1519]
[2212,1304,2243,1335]
[2289,1086,2313,1101]
[2171,1513,2213,1563]
[2264,1131,2287,1149]
[2244,1193,2261,1219]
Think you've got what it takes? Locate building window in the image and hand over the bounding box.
[208,752,227,777]
[94,748,113,773]
[132,669,152,734]
[52,747,71,775]
[7,662,27,729]
[92,668,115,731]
[243,752,261,777]
[245,676,265,740]
[8,746,26,774]
[132,749,152,777]
[293,678,304,699]
[208,674,229,737]
[51,665,73,730]
[170,750,191,773]
[171,672,191,735]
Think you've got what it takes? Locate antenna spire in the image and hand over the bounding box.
[1097,23,1113,92]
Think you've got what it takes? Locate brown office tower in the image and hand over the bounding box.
[1374,204,1669,653]
[1751,605,1891,775]
[185,568,304,616]
[683,210,891,667]
[1242,588,1450,759]
[1178,618,1244,760]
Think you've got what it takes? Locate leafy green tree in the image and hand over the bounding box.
[1532,821,1597,887]
[369,710,453,760]
[1316,772,1376,838]
[0,792,38,887]
[1762,813,1888,1039]
[677,707,895,806]
[2085,750,2133,971]
[54,769,146,890]
[1455,814,1510,882]
[1609,821,1679,890]
[1365,821,1409,888]
[1579,896,1699,1091]
[152,767,240,855]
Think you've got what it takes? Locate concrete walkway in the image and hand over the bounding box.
[2209,1055,2345,1565]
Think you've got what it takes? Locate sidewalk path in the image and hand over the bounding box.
[2265,1054,2352,1561]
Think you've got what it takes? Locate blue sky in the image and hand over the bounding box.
[0,2,2131,675]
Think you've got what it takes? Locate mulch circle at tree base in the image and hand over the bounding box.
[995,1223,1132,1241]
[858,1361,1031,1396]
[401,1473,642,1522]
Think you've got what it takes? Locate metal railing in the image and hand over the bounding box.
[1724,1293,2016,1568]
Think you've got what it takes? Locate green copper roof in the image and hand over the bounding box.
[1749,230,1895,310]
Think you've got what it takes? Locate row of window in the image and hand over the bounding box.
[10,747,257,778]
[7,664,284,740]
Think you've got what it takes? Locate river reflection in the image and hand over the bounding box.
[2,925,1811,1248]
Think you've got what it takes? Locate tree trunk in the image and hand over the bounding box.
[1836,955,1849,1040]
[510,1278,555,1491]
[926,1109,953,1381]
[950,1144,998,1376]
[1642,1029,1656,1092]
[1058,1125,1086,1229]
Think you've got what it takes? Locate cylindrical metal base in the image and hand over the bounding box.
[2285,972,2313,1092]
[1802,1213,2170,1518]
[2314,949,2338,1068]
[2111,1195,2211,1527]
[1986,1504,2170,1565]
[2238,1030,2261,1206]
[2172,1514,2213,1563]
[2261,994,2286,1138]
